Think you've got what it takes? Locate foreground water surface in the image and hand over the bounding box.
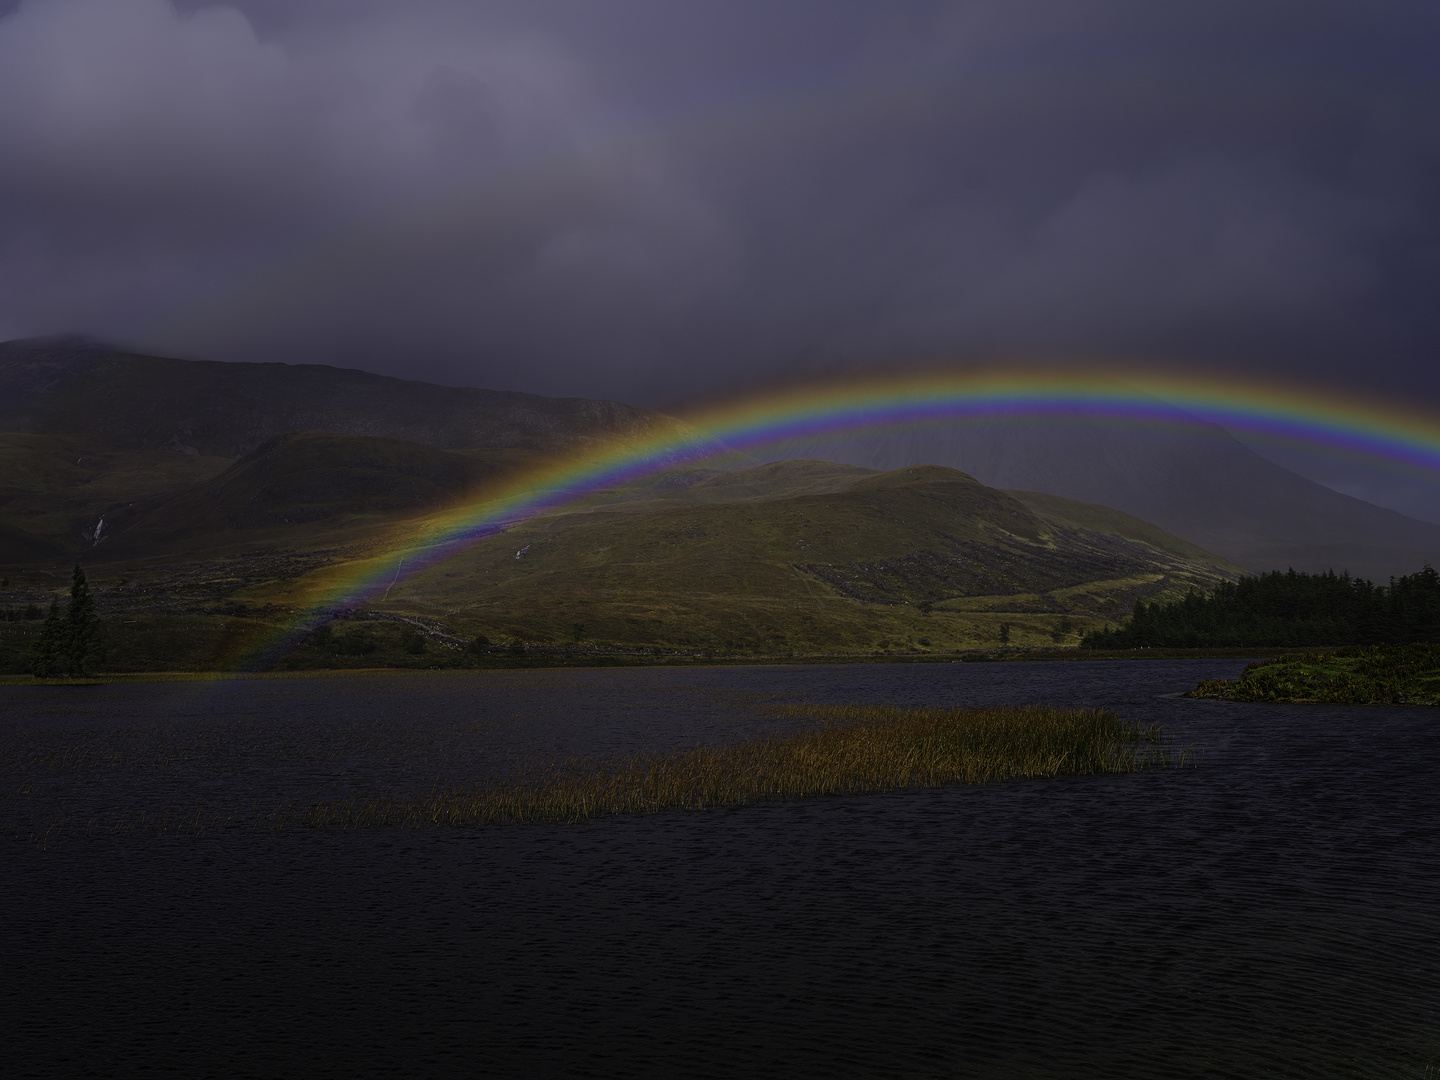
[3,660,1437,1078]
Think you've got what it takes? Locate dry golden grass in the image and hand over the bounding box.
[304,703,1185,829]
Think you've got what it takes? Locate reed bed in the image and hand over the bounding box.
[304,704,1186,830]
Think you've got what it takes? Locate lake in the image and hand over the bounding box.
[3,660,1437,1078]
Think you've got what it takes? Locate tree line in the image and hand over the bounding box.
[1081,565,1440,649]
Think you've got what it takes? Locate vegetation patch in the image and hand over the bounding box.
[1,459,1245,667]
[368,465,1237,657]
[303,703,1187,828]
[1185,643,1440,704]
[1085,566,1440,649]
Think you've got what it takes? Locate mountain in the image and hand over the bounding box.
[0,335,701,459]
[0,431,235,556]
[94,432,547,558]
[0,453,1244,668]
[0,335,711,558]
[348,462,1243,654]
[766,416,1440,582]
[7,332,1426,584]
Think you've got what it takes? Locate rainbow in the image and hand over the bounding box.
[239,365,1440,667]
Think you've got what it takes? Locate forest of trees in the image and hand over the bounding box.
[1081,566,1440,649]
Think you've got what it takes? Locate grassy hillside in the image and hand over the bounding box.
[255,463,1242,656]
[0,432,233,555]
[0,521,64,564]
[96,432,552,559]
[0,434,1246,667]
[1003,489,1239,572]
[559,458,875,515]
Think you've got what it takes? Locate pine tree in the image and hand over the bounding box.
[28,599,62,677]
[59,563,101,676]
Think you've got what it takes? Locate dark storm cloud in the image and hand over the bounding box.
[1,0,1438,407]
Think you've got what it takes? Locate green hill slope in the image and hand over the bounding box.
[96,432,550,558]
[1,449,1245,667]
[0,521,64,564]
[351,464,1242,654]
[1003,488,1237,572]
[0,432,234,557]
[561,458,879,514]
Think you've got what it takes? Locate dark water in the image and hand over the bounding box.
[3,661,1438,1078]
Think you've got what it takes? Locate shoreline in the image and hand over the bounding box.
[0,646,1299,686]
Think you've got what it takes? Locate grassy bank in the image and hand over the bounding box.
[0,645,1313,684]
[303,703,1186,829]
[1185,643,1440,704]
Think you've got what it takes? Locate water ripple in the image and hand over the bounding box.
[3,660,1438,1077]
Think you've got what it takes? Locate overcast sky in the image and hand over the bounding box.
[2,0,1438,420]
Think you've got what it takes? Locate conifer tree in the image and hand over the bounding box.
[28,599,61,677]
[59,563,101,676]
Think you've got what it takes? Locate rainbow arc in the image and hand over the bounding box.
[233,366,1440,667]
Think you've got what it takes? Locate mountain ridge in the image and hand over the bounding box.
[762,416,1440,581]
[344,462,1244,655]
[0,335,705,459]
[4,334,1437,583]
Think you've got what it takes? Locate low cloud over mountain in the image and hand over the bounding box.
[0,0,1436,411]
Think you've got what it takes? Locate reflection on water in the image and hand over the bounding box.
[3,661,1438,1078]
